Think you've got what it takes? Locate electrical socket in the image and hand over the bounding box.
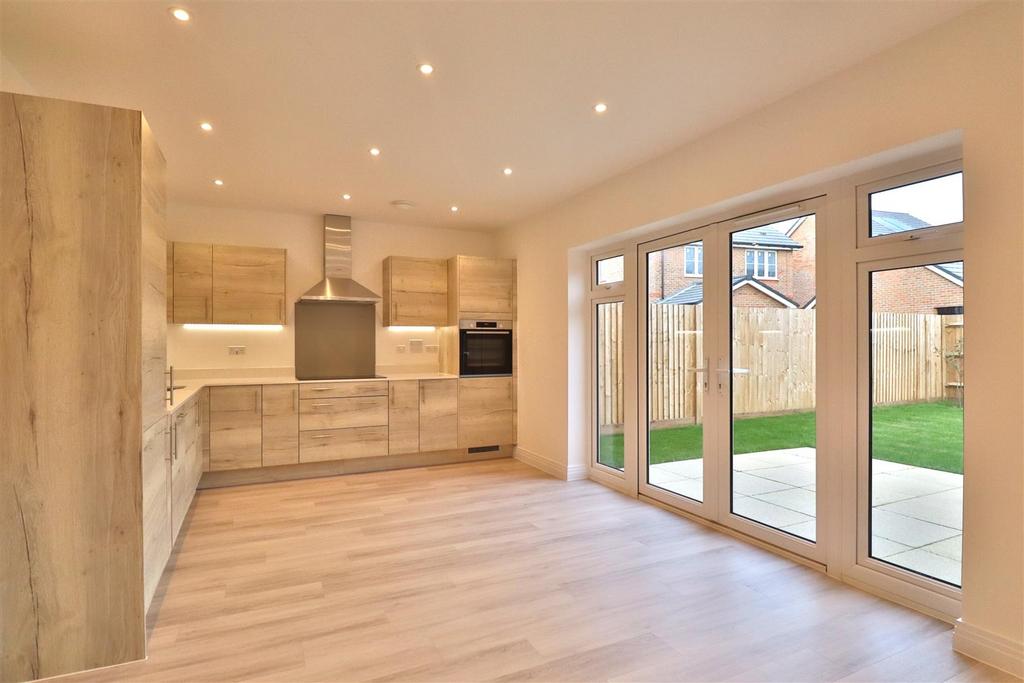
[228,345,246,356]
[396,345,406,353]
[424,344,439,353]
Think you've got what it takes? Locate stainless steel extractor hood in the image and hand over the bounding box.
[298,214,381,302]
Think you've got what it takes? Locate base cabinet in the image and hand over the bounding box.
[262,385,299,466]
[300,426,389,462]
[388,381,420,454]
[170,399,203,539]
[210,386,263,470]
[458,377,516,448]
[419,379,458,451]
[142,417,171,611]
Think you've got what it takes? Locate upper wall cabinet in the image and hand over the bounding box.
[448,255,516,323]
[167,242,287,324]
[382,256,448,326]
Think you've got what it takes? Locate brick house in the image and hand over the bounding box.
[651,212,962,311]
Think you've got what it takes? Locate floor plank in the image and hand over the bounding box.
[60,459,1008,682]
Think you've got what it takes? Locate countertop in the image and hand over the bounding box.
[166,371,458,414]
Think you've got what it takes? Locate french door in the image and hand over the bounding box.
[638,200,825,562]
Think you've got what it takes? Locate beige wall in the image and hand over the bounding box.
[166,202,498,372]
[499,1,1022,667]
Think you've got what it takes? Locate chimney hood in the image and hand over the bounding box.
[298,214,381,303]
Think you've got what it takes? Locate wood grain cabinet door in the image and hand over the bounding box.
[384,257,448,326]
[419,379,458,452]
[262,384,299,466]
[388,380,419,454]
[172,242,212,323]
[142,416,172,612]
[209,386,263,470]
[170,399,202,540]
[454,256,515,319]
[211,245,287,324]
[458,377,516,448]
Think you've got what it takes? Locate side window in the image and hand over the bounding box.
[684,245,703,276]
[859,161,963,245]
[595,255,624,287]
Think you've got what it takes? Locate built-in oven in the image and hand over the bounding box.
[459,320,513,377]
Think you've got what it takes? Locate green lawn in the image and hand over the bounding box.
[598,400,963,474]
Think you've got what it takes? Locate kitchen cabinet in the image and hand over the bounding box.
[448,255,516,322]
[458,377,516,448]
[299,396,388,431]
[300,426,389,462]
[382,256,448,326]
[170,398,203,540]
[142,416,171,612]
[299,380,387,399]
[210,386,263,470]
[388,380,420,454]
[419,379,458,452]
[212,244,287,324]
[167,242,286,324]
[171,242,213,323]
[200,387,211,471]
[262,384,299,466]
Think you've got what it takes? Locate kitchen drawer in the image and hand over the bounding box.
[300,426,389,462]
[299,380,388,399]
[299,396,388,431]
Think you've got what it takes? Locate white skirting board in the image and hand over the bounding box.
[953,619,1024,678]
[514,446,587,481]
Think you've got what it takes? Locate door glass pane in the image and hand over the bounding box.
[595,301,624,470]
[869,172,963,237]
[731,216,816,541]
[596,255,624,285]
[647,240,704,501]
[869,261,964,586]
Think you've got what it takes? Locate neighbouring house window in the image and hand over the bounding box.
[684,245,703,276]
[745,249,777,279]
[596,255,624,286]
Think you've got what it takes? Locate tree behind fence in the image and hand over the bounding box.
[597,304,962,427]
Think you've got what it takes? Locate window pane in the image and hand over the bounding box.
[869,172,963,237]
[596,255,624,285]
[870,261,964,586]
[596,301,624,470]
[731,216,816,541]
[647,240,704,501]
[745,251,755,275]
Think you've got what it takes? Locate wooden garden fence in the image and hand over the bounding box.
[597,304,963,427]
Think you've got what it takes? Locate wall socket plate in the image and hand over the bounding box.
[408,339,424,353]
[228,345,246,356]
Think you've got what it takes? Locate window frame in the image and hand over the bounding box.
[856,159,964,249]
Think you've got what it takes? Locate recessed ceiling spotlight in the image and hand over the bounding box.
[593,102,608,114]
[169,7,191,22]
[418,63,434,76]
[199,121,213,132]
[213,179,224,186]
[342,193,351,201]
[503,167,513,176]
[450,205,460,213]
[369,147,381,157]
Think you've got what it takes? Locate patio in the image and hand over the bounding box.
[649,447,963,585]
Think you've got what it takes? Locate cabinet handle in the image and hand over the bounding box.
[508,382,512,400]
[172,423,178,461]
[420,383,425,405]
[204,296,210,322]
[389,384,394,406]
[253,390,259,413]
[309,387,333,392]
[310,434,332,440]
[293,388,298,412]
[311,402,333,408]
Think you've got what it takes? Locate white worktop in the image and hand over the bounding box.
[166,370,459,414]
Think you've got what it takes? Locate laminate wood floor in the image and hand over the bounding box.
[66,459,1011,682]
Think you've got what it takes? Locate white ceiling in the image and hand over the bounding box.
[1,1,975,231]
